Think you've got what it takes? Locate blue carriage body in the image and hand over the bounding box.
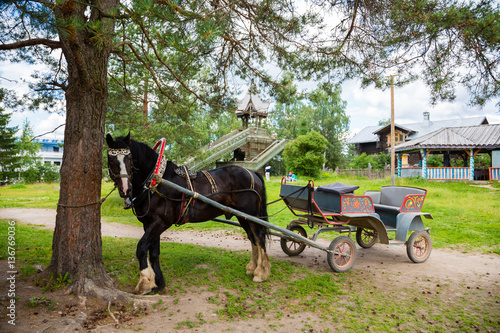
[280,181,433,244]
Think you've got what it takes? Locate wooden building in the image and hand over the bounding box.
[347,112,488,159]
[394,124,500,181]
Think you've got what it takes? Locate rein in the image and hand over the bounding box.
[261,185,309,219]
[125,139,264,223]
[57,185,117,209]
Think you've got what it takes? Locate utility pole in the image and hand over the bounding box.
[388,75,398,186]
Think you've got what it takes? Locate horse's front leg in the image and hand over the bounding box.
[149,236,165,292]
[134,221,168,295]
[134,233,157,295]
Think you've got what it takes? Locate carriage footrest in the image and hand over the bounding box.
[388,240,405,246]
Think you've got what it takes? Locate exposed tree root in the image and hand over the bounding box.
[33,278,169,332]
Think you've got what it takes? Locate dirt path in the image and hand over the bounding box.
[1,208,499,332]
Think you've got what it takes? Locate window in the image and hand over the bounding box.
[53,146,59,152]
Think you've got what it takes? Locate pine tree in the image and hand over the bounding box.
[0,90,20,184]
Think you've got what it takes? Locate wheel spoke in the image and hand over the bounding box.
[334,243,352,267]
[413,237,428,257]
[334,254,345,266]
[327,236,357,272]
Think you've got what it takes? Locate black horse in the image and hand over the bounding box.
[106,133,271,294]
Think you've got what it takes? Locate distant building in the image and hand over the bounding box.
[347,112,489,158]
[36,139,64,167]
[395,124,500,181]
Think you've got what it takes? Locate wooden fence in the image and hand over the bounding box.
[335,167,390,179]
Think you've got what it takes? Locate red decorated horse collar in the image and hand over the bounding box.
[150,138,166,189]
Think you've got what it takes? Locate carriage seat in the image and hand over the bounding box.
[365,186,426,213]
[316,182,359,195]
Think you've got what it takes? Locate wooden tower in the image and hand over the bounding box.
[234,91,274,162]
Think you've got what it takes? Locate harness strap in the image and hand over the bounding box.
[183,165,194,193]
[307,183,314,228]
[202,170,218,194]
[177,165,195,225]
[244,168,255,190]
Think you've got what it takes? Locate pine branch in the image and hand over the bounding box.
[0,39,62,50]
[31,124,65,141]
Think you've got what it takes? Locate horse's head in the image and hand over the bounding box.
[106,133,133,199]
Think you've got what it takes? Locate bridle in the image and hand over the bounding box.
[107,139,167,216]
[107,148,133,180]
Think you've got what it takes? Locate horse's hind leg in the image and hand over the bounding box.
[238,220,259,275]
[248,222,271,282]
[252,225,271,282]
[246,243,258,275]
[252,245,271,282]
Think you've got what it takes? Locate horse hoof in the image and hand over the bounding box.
[252,276,264,283]
[246,269,255,275]
[133,287,152,295]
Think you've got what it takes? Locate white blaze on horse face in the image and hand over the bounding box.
[117,154,130,195]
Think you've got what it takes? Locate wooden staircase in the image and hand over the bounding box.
[185,127,287,171]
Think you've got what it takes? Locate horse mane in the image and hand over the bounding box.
[114,136,178,175]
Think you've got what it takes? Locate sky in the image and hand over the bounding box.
[1,60,499,141]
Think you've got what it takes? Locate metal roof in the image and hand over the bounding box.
[395,124,500,152]
[347,115,488,144]
[346,125,382,144]
[404,116,488,140]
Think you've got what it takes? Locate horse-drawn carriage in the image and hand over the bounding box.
[279,180,433,272]
[106,134,433,294]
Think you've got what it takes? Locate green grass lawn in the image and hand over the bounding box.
[1,175,499,252]
[1,220,498,332]
[1,176,499,332]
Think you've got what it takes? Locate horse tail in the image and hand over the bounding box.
[254,170,268,222]
[253,170,270,246]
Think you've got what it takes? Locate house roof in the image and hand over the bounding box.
[346,125,382,144]
[347,115,488,144]
[373,124,415,135]
[236,92,271,117]
[395,124,500,152]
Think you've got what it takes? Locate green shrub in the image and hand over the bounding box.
[21,162,60,183]
[350,152,389,170]
[283,130,328,177]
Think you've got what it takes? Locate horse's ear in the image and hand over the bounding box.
[124,131,131,145]
[106,133,114,147]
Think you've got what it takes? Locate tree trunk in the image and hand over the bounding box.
[45,0,119,295]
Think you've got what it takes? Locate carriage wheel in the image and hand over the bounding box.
[355,228,378,248]
[280,225,307,256]
[327,236,357,273]
[406,231,432,263]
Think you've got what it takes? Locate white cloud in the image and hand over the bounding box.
[10,110,65,140]
[342,79,499,137]
[3,58,498,143]
[35,113,65,140]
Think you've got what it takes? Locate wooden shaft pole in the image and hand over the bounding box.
[390,76,395,186]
